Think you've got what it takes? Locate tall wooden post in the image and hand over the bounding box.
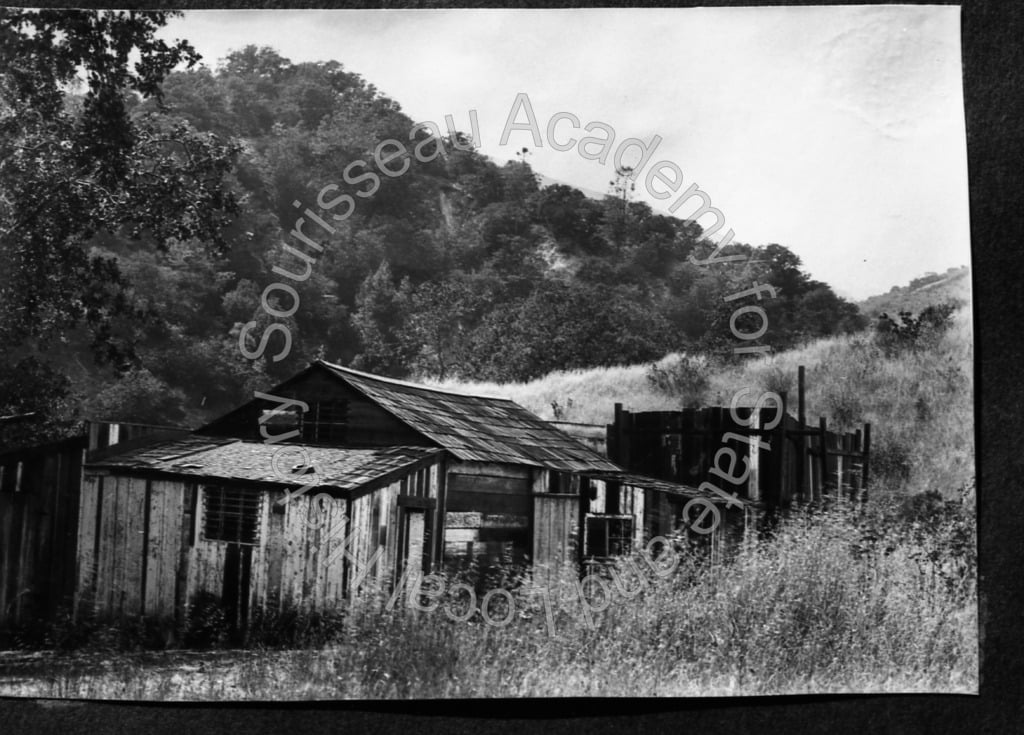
[611,403,631,469]
[609,403,622,464]
[861,422,871,502]
[817,416,828,502]
[775,391,789,508]
[851,429,860,497]
[797,366,806,503]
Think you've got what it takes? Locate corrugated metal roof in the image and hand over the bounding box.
[88,437,441,490]
[317,361,621,472]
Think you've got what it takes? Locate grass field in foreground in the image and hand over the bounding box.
[0,505,976,700]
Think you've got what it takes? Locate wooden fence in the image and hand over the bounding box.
[0,421,189,631]
[607,366,870,509]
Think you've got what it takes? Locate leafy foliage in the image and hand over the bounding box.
[1,27,866,432]
[645,355,712,408]
[875,302,957,353]
[0,10,240,440]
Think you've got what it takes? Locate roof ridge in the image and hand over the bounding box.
[316,360,516,402]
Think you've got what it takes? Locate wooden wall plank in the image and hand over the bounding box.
[282,494,308,608]
[448,462,532,480]
[51,450,78,616]
[384,480,400,591]
[248,493,268,616]
[144,480,166,616]
[0,465,20,625]
[15,466,36,622]
[321,495,347,608]
[74,476,100,617]
[632,486,645,550]
[447,473,532,496]
[305,495,325,609]
[122,477,147,616]
[39,455,59,617]
[158,479,182,617]
[532,494,578,571]
[350,491,374,594]
[264,490,286,611]
[251,490,272,612]
[4,489,25,624]
[0,470,13,625]
[97,474,119,614]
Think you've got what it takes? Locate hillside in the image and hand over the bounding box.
[858,265,971,317]
[1,37,868,448]
[429,304,974,499]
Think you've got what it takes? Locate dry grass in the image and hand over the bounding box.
[0,506,976,699]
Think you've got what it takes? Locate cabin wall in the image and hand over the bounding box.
[443,461,531,569]
[0,441,83,629]
[77,456,444,624]
[75,475,187,620]
[265,456,442,607]
[265,488,347,611]
[531,482,579,573]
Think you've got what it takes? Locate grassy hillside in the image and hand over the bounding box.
[858,265,972,318]
[428,304,974,500]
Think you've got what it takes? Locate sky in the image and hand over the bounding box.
[161,6,970,301]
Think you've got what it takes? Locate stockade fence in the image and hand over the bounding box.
[607,366,871,510]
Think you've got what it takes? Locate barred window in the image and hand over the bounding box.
[584,515,634,558]
[202,486,261,545]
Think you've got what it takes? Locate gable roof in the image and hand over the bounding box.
[87,436,442,493]
[315,361,621,473]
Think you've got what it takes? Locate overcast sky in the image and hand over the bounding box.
[161,6,969,301]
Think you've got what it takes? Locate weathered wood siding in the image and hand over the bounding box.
[533,469,658,571]
[0,439,83,628]
[443,461,531,567]
[608,401,870,509]
[76,475,151,617]
[76,454,444,623]
[532,494,578,571]
[143,480,186,616]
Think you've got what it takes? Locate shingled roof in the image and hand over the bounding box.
[316,360,621,473]
[88,436,442,493]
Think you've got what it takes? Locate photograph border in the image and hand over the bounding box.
[0,0,1016,732]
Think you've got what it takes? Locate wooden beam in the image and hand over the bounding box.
[397,495,436,509]
[797,366,806,502]
[862,423,871,501]
[817,416,828,501]
[776,392,788,507]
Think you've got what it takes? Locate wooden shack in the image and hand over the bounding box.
[194,361,742,575]
[77,437,444,628]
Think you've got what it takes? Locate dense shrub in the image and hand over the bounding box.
[645,354,711,407]
[876,302,957,353]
